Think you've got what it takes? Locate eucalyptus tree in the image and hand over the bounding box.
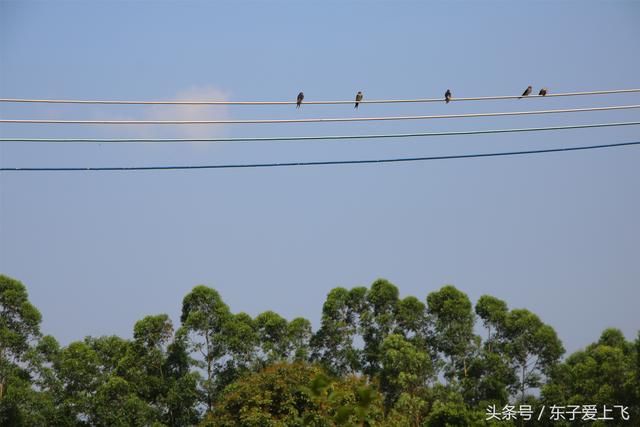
[0,275,42,402]
[359,279,401,376]
[217,312,258,382]
[179,285,232,412]
[379,333,432,411]
[542,328,638,423]
[311,286,366,376]
[394,296,427,342]
[0,275,61,425]
[255,310,290,364]
[426,285,478,383]
[127,314,200,426]
[287,317,313,362]
[461,295,515,406]
[476,295,564,403]
[500,309,564,401]
[475,295,508,353]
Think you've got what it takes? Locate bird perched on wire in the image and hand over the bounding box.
[296,92,304,108]
[519,86,532,99]
[539,88,548,96]
[445,89,452,104]
[354,91,363,109]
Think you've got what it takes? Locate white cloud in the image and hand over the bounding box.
[144,85,231,140]
[86,85,231,142]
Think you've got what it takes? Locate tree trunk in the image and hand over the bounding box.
[521,364,525,402]
[206,334,213,412]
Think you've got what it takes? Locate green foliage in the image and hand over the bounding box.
[359,279,401,377]
[0,275,54,425]
[209,362,383,426]
[255,310,290,363]
[424,399,485,427]
[460,349,515,407]
[180,285,232,410]
[217,312,258,387]
[311,287,364,376]
[379,334,431,408]
[501,309,565,400]
[288,317,313,362]
[542,328,639,424]
[427,285,477,382]
[395,296,426,340]
[209,362,321,426]
[93,376,156,426]
[1,274,638,426]
[475,295,508,352]
[0,275,42,358]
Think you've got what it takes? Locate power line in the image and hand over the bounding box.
[2,121,639,144]
[2,104,639,125]
[1,88,639,105]
[2,141,638,172]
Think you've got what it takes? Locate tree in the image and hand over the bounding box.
[130,315,174,403]
[128,314,200,426]
[359,279,401,377]
[636,331,640,414]
[542,328,639,425]
[394,296,427,341]
[0,275,55,426]
[209,362,322,426]
[163,330,201,426]
[426,285,477,382]
[179,285,232,411]
[53,340,103,423]
[379,334,432,410]
[0,275,42,400]
[457,295,515,407]
[214,312,258,391]
[92,376,155,426]
[255,310,290,363]
[500,309,564,402]
[459,348,515,408]
[312,287,365,376]
[4,275,636,425]
[423,399,486,427]
[46,319,200,426]
[288,317,313,362]
[208,362,383,427]
[475,295,508,353]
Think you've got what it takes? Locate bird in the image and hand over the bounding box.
[539,88,548,96]
[296,92,304,108]
[445,89,452,104]
[519,86,532,99]
[354,91,363,109]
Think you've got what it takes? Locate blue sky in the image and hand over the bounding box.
[1,0,639,354]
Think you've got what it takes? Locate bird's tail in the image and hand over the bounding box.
[355,103,359,109]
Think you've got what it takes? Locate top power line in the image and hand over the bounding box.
[0,88,639,106]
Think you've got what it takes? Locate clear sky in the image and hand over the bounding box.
[1,0,639,355]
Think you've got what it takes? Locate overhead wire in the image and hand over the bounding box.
[1,121,639,144]
[2,141,639,172]
[1,88,639,105]
[2,104,640,125]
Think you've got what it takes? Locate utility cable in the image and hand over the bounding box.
[1,89,639,105]
[2,141,638,172]
[1,121,639,144]
[2,105,639,125]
